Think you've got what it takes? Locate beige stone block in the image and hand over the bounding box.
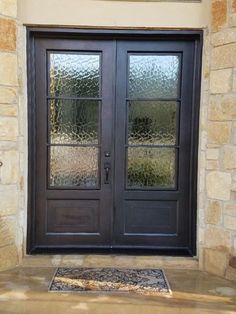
[21,255,198,270]
[208,95,236,121]
[0,244,18,271]
[231,13,236,27]
[233,0,236,12]
[0,117,18,141]
[224,204,236,216]
[233,130,236,145]
[20,255,56,268]
[211,0,227,32]
[200,151,206,173]
[198,193,206,210]
[0,216,16,246]
[199,169,205,194]
[221,95,236,118]
[0,0,17,18]
[233,71,236,92]
[83,255,115,267]
[206,160,218,170]
[223,146,236,170]
[206,149,219,160]
[206,171,231,200]
[0,52,17,86]
[210,69,232,94]
[0,185,18,216]
[206,200,221,225]
[0,18,16,51]
[233,237,236,256]
[0,104,17,116]
[200,130,207,150]
[0,86,17,104]
[114,256,138,268]
[231,183,236,192]
[0,150,19,184]
[212,43,236,70]
[134,256,198,269]
[204,248,229,277]
[205,227,230,248]
[224,215,236,231]
[208,122,231,145]
[61,255,84,267]
[231,191,236,202]
[22,255,109,268]
[0,141,17,150]
[198,227,205,245]
[211,28,236,46]
[200,104,208,130]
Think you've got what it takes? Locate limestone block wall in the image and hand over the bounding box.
[0,0,235,282]
[201,0,236,280]
[0,0,20,270]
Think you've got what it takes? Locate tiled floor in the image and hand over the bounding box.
[0,267,236,313]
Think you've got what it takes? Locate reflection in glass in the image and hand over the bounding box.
[128,101,177,145]
[127,147,175,188]
[50,146,98,187]
[129,55,179,99]
[50,53,100,97]
[50,99,99,144]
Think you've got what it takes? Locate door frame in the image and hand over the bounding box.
[27,27,203,255]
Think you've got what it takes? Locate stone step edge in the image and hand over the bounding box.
[20,255,199,269]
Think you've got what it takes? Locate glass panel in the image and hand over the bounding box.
[50,99,99,144]
[128,101,177,145]
[127,147,175,188]
[50,146,98,187]
[129,55,180,99]
[49,53,100,97]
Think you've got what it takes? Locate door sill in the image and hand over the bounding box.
[21,253,198,269]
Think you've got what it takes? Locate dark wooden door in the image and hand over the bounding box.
[34,38,114,248]
[29,32,200,255]
[113,40,196,252]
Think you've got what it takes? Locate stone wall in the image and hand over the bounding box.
[0,0,20,270]
[200,0,236,280]
[0,0,235,282]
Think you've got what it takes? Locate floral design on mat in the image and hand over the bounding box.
[49,268,171,295]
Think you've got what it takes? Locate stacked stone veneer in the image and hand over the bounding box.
[0,0,235,281]
[199,0,236,280]
[0,0,20,270]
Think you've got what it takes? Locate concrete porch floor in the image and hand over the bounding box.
[0,267,236,313]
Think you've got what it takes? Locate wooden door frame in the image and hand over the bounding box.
[27,27,203,255]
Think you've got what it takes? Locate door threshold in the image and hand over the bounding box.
[21,254,198,270]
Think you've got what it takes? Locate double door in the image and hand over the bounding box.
[30,33,200,255]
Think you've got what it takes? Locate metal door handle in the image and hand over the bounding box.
[104,162,111,184]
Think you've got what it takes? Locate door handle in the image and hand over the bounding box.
[104,162,111,184]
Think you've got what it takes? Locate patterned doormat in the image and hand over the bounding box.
[49,268,171,296]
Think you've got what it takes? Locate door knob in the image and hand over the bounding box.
[104,162,111,184]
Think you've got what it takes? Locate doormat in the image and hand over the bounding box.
[49,267,171,296]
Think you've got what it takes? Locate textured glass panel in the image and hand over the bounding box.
[50,146,98,187]
[129,55,180,99]
[127,147,175,188]
[50,53,100,97]
[50,99,99,144]
[128,101,177,145]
